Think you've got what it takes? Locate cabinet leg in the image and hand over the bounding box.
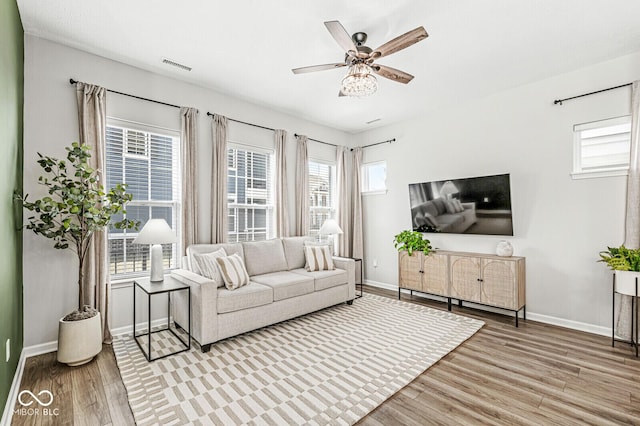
[447,298,451,311]
[523,305,526,320]
[458,300,463,307]
[516,310,519,327]
[410,290,413,297]
[398,287,401,300]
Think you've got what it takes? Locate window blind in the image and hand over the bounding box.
[227,146,274,242]
[106,121,181,276]
[308,160,335,237]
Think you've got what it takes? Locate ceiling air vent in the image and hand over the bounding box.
[366,118,381,125]
[162,58,192,72]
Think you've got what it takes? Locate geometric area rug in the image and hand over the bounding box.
[113,294,484,425]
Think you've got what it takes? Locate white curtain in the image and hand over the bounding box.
[295,134,309,236]
[275,129,290,237]
[76,82,111,343]
[336,146,351,257]
[617,80,640,339]
[180,107,198,254]
[352,147,364,260]
[211,114,228,243]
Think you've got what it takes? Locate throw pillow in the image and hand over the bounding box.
[453,199,465,212]
[305,245,335,272]
[215,253,250,290]
[192,248,227,287]
[445,199,457,214]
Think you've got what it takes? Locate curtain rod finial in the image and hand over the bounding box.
[69,78,77,85]
[553,100,563,105]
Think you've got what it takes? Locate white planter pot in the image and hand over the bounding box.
[614,270,640,297]
[57,312,103,366]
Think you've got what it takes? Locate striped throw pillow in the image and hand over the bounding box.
[215,253,250,290]
[305,245,335,272]
[192,248,227,287]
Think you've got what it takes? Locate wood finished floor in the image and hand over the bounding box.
[10,286,640,425]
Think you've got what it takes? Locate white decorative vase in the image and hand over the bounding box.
[57,312,103,366]
[496,240,514,257]
[614,270,640,296]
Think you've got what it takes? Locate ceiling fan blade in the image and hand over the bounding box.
[324,20,358,54]
[371,26,428,59]
[292,63,347,74]
[372,64,414,84]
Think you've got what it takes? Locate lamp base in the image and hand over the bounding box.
[149,244,164,282]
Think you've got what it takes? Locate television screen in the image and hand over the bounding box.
[408,173,513,236]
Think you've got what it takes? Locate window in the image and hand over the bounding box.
[106,119,181,277]
[362,160,387,194]
[308,160,336,237]
[573,115,631,179]
[227,145,275,242]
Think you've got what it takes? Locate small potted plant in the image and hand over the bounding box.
[393,230,433,256]
[599,245,640,296]
[17,142,138,365]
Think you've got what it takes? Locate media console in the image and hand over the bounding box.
[398,250,526,326]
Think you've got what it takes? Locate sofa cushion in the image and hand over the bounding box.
[291,268,347,291]
[216,253,250,290]
[282,236,314,270]
[242,239,288,276]
[436,213,465,229]
[187,243,244,275]
[304,245,335,271]
[217,282,273,314]
[192,248,227,287]
[250,271,314,301]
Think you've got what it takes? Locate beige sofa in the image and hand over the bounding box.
[170,236,356,352]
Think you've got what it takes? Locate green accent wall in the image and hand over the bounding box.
[0,0,23,413]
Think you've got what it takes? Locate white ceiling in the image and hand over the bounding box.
[16,0,640,133]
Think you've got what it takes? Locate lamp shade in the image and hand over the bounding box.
[132,219,177,245]
[440,180,460,197]
[319,219,343,236]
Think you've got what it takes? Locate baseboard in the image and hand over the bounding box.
[23,341,58,358]
[110,317,170,337]
[525,312,610,337]
[364,280,611,337]
[1,349,27,426]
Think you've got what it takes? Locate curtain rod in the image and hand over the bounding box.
[293,133,337,148]
[351,138,396,151]
[206,111,275,132]
[553,82,632,105]
[69,78,194,111]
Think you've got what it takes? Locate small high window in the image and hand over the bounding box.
[572,116,631,179]
[362,160,387,194]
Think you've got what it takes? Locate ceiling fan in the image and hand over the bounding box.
[292,20,428,97]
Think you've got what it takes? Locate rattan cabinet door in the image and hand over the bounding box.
[450,255,481,303]
[481,258,517,309]
[399,251,423,291]
[422,253,448,296]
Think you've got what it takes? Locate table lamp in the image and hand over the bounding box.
[133,218,177,282]
[319,218,343,254]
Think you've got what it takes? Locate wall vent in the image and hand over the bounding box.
[162,58,192,72]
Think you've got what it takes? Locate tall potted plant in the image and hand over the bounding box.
[17,142,137,365]
[599,245,640,296]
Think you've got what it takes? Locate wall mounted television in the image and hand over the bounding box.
[408,173,513,236]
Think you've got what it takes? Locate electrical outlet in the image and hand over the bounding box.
[5,339,10,362]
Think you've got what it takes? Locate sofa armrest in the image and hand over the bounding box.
[170,269,219,346]
[461,202,476,211]
[332,256,356,300]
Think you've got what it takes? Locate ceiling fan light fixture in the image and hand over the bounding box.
[340,63,377,97]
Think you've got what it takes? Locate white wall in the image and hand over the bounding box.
[355,52,640,332]
[22,35,350,347]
